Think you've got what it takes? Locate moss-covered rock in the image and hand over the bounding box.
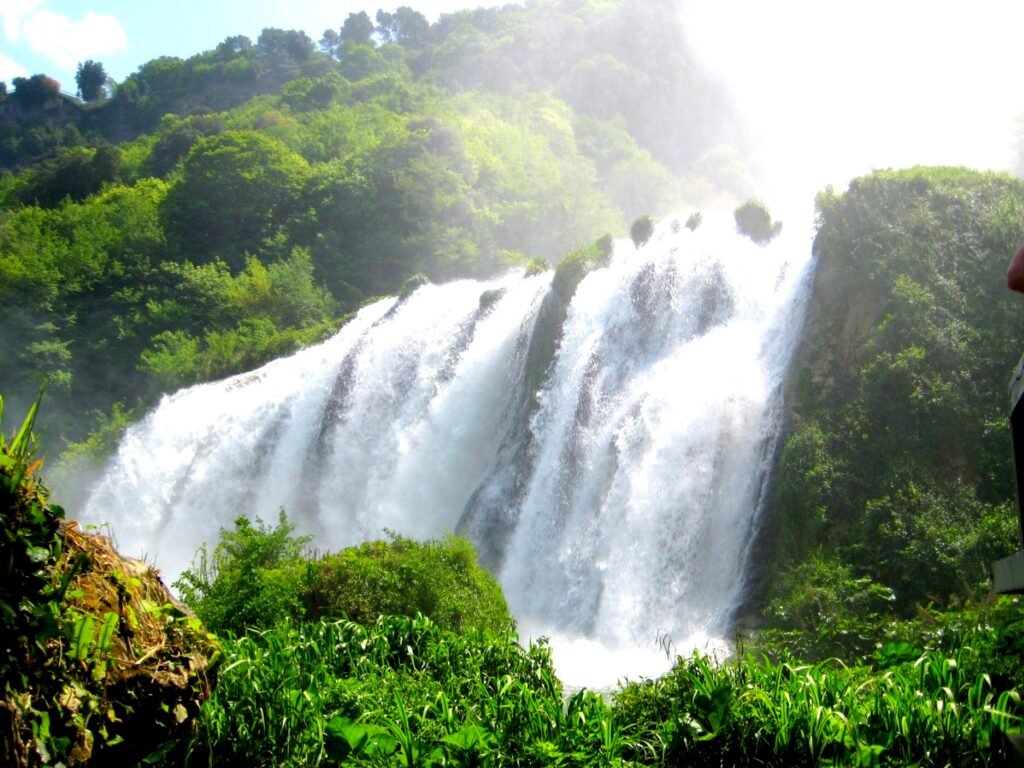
[551,235,613,303]
[0,396,219,767]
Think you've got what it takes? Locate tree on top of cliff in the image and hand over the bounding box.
[76,60,108,102]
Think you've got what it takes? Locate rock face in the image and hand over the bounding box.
[1,399,219,767]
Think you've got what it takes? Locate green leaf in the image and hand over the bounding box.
[9,389,42,461]
[95,611,118,653]
[442,724,494,752]
[70,614,96,661]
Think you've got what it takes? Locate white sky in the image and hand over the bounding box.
[679,0,1024,213]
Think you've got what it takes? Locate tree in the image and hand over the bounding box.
[145,114,224,177]
[319,28,341,59]
[376,7,430,48]
[11,74,60,109]
[17,145,121,207]
[161,131,310,267]
[340,11,375,49]
[734,198,782,244]
[256,27,315,65]
[215,35,252,60]
[75,60,108,101]
[630,214,654,248]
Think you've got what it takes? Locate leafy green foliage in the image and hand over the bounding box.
[0,391,66,676]
[734,198,782,244]
[304,533,513,634]
[161,130,310,267]
[175,615,567,768]
[761,551,896,660]
[75,60,108,102]
[769,167,1024,616]
[165,602,1024,767]
[10,74,61,110]
[174,510,311,635]
[617,621,1023,767]
[175,513,513,637]
[15,144,121,208]
[139,248,337,391]
[143,113,225,177]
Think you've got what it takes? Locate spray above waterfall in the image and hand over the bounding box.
[82,213,812,685]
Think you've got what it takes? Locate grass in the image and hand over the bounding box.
[158,609,1023,767]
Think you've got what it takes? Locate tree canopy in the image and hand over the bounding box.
[76,60,108,101]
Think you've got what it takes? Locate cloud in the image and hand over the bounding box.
[0,51,28,82]
[0,0,42,41]
[21,8,126,71]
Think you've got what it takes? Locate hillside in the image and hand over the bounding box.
[762,167,1024,633]
[0,0,739,451]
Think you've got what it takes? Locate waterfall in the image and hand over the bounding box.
[81,213,812,686]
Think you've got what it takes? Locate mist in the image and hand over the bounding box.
[678,0,1024,222]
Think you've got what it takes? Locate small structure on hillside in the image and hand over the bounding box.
[992,354,1024,593]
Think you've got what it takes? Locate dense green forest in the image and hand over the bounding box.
[762,168,1024,640]
[0,0,736,451]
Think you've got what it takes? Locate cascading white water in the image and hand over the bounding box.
[81,213,812,687]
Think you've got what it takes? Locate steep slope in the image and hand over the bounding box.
[764,167,1024,618]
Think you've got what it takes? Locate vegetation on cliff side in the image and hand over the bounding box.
[767,166,1024,630]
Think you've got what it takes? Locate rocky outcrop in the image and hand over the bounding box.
[1,398,219,767]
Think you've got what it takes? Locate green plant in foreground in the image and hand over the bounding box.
[0,392,66,666]
[176,614,567,767]
[171,608,1024,767]
[174,509,311,635]
[176,515,514,636]
[614,629,1023,767]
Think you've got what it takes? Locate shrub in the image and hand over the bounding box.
[174,510,311,635]
[630,214,655,248]
[175,514,513,635]
[303,533,513,634]
[734,198,782,244]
